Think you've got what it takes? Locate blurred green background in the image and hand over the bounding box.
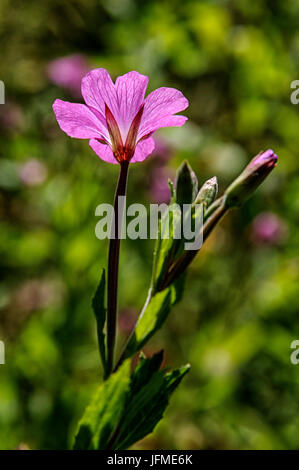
[1,0,299,450]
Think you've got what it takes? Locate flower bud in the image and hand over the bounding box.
[195,176,218,208]
[224,149,278,208]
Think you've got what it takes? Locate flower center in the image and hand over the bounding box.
[104,103,144,163]
[113,148,128,162]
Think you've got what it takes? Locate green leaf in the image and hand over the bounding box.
[175,160,198,206]
[151,204,182,291]
[92,269,107,374]
[73,353,190,450]
[130,350,164,394]
[123,289,172,360]
[73,360,131,450]
[150,162,199,292]
[112,353,190,450]
[170,271,186,305]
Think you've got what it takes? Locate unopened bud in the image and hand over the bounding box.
[224,149,278,208]
[195,176,218,208]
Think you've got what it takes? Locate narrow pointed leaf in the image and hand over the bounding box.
[123,289,172,360]
[170,271,186,305]
[112,354,190,450]
[175,160,198,205]
[151,204,182,291]
[73,360,131,450]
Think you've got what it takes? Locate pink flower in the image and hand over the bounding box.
[47,54,90,97]
[250,212,287,245]
[53,69,188,164]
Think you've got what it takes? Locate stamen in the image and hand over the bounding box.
[124,104,144,160]
[105,103,144,162]
[105,103,123,155]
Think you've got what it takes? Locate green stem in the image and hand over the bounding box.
[106,161,129,378]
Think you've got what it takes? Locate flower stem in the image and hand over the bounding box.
[106,160,129,378]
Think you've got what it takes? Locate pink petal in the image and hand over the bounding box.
[115,71,148,136]
[81,68,119,123]
[89,139,118,164]
[138,87,189,139]
[131,137,155,163]
[53,99,107,139]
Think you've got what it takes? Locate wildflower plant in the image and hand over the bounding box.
[53,69,278,450]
